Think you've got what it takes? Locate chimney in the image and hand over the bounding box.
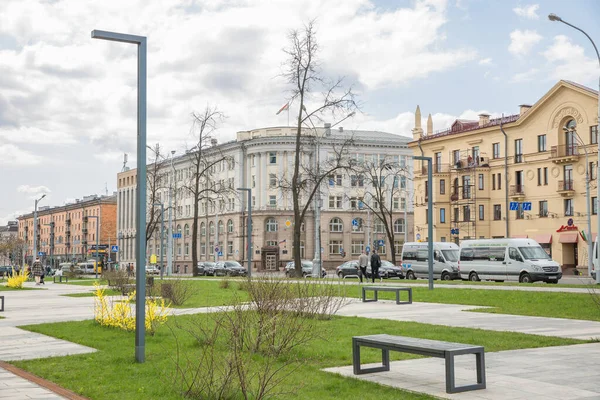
[519,104,532,116]
[338,126,343,132]
[478,113,490,127]
[211,138,218,147]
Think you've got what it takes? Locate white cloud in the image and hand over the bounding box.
[513,4,539,19]
[478,58,493,66]
[0,144,43,166]
[542,35,600,85]
[509,29,542,56]
[17,185,51,195]
[511,68,540,83]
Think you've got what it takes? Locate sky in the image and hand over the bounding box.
[1,0,599,225]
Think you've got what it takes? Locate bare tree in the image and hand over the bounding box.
[185,106,232,276]
[353,157,409,265]
[146,144,167,246]
[283,20,358,277]
[0,237,25,266]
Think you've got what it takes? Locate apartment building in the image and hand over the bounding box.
[409,80,599,270]
[117,125,414,272]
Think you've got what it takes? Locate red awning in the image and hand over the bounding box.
[559,233,579,243]
[534,234,553,244]
[511,234,528,239]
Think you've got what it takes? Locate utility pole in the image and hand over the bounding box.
[167,150,175,276]
[33,194,46,262]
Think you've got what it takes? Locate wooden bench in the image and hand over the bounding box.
[0,295,4,312]
[352,334,486,394]
[362,286,412,305]
[53,275,68,283]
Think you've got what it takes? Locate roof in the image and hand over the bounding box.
[563,80,598,95]
[420,114,520,141]
[329,129,411,144]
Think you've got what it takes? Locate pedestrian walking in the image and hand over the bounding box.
[32,258,44,285]
[370,250,381,283]
[358,250,369,283]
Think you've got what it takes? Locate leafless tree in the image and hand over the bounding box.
[352,157,410,266]
[185,106,233,276]
[0,237,25,266]
[146,143,167,245]
[283,20,358,277]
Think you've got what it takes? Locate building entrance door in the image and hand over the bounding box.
[265,254,277,270]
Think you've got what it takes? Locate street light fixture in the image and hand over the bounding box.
[92,29,148,362]
[237,188,252,279]
[548,13,600,284]
[33,194,46,263]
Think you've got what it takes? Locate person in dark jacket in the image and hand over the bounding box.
[370,250,381,283]
[32,258,44,285]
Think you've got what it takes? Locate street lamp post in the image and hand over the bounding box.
[414,156,434,290]
[33,194,46,263]
[168,151,176,277]
[153,203,165,279]
[237,188,252,279]
[92,29,148,362]
[549,13,600,284]
[87,216,100,279]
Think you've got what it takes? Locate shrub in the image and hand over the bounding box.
[219,278,230,289]
[104,269,132,292]
[160,278,193,306]
[7,267,29,289]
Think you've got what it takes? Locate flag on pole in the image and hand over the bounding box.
[279,239,287,244]
[276,103,289,115]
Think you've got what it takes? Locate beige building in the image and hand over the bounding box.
[409,80,599,271]
[118,126,415,273]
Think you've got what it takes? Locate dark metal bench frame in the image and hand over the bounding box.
[0,295,4,312]
[362,286,412,305]
[53,275,68,283]
[352,334,486,394]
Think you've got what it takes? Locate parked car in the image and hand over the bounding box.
[402,242,460,280]
[336,260,404,279]
[195,263,206,276]
[217,261,248,277]
[0,265,15,277]
[335,261,361,278]
[145,265,160,275]
[285,260,327,278]
[203,262,227,277]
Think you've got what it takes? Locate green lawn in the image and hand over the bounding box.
[0,284,39,291]
[15,313,584,400]
[64,289,122,297]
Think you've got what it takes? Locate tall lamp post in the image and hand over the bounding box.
[33,194,46,263]
[153,203,165,279]
[414,156,434,290]
[237,188,252,279]
[87,216,100,279]
[92,29,148,362]
[549,13,600,284]
[168,150,176,277]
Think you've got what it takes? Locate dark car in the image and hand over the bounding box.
[195,263,206,276]
[335,261,361,278]
[336,260,404,279]
[202,262,225,276]
[0,265,16,277]
[217,261,247,277]
[285,260,327,278]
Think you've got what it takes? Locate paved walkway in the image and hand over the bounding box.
[2,279,600,399]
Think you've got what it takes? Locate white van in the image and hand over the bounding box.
[459,239,562,283]
[401,242,460,280]
[77,261,96,274]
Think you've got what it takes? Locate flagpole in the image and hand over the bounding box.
[287,107,290,126]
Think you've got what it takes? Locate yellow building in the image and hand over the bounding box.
[409,80,599,272]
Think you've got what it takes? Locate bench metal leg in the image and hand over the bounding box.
[362,288,378,303]
[0,296,4,312]
[352,339,390,375]
[445,351,486,394]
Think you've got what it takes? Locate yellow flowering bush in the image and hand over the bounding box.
[93,283,170,335]
[7,267,29,289]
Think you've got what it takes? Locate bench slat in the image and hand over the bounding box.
[354,334,483,353]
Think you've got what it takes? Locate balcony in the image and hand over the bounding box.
[451,156,491,170]
[557,180,575,197]
[66,218,71,225]
[421,163,451,175]
[514,154,524,164]
[82,240,88,245]
[82,228,88,234]
[550,145,580,163]
[509,184,525,200]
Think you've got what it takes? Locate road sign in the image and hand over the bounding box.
[150,254,157,264]
[218,251,223,256]
[416,233,421,240]
[352,218,359,227]
[111,245,119,252]
[522,202,532,211]
[215,246,220,253]
[38,251,45,256]
[173,233,182,239]
[450,228,459,235]
[285,220,292,227]
[377,239,385,247]
[365,245,371,253]
[509,201,519,211]
[339,248,344,254]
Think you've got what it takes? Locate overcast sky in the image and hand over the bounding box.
[1,0,599,225]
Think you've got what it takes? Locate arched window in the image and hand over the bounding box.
[177,224,182,234]
[352,218,364,232]
[266,218,278,232]
[218,220,224,234]
[227,219,234,233]
[374,218,385,233]
[209,222,215,235]
[394,218,405,234]
[184,224,190,236]
[329,217,343,232]
[201,222,206,236]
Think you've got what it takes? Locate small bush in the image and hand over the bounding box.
[219,278,230,289]
[7,267,29,288]
[104,269,132,292]
[160,278,193,306]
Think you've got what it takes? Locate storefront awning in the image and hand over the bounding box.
[534,234,553,244]
[511,234,528,239]
[559,233,579,243]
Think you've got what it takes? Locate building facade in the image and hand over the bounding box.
[409,80,599,271]
[17,195,117,267]
[0,221,18,265]
[117,126,414,272]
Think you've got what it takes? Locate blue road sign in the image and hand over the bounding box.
[339,248,344,254]
[215,246,220,253]
[111,245,119,253]
[416,233,421,240]
[377,239,385,247]
[522,202,532,211]
[38,251,45,256]
[173,233,182,239]
[365,245,371,253]
[509,202,519,211]
[352,218,359,227]
[218,251,223,256]
[450,228,460,235]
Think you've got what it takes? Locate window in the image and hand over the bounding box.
[329,196,342,209]
[227,219,233,233]
[394,241,403,255]
[439,179,445,194]
[269,174,277,188]
[479,205,485,221]
[185,243,189,256]
[252,196,256,207]
[537,168,542,186]
[539,201,548,217]
[269,195,277,207]
[269,152,277,164]
[452,150,460,165]
[267,240,278,246]
[329,217,343,232]
[393,218,405,234]
[493,143,500,159]
[251,175,256,188]
[514,139,523,163]
[351,240,364,255]
[543,167,548,185]
[350,175,364,187]
[251,155,256,166]
[266,218,278,232]
[593,197,598,215]
[590,162,597,180]
[209,222,215,235]
[374,218,385,233]
[463,205,471,222]
[350,197,363,209]
[329,240,343,255]
[201,242,206,256]
[537,135,547,152]
[453,207,459,222]
[440,208,446,223]
[177,224,182,234]
[328,174,342,186]
[462,176,470,199]
[218,220,224,234]
[497,173,502,190]
[492,175,496,190]
[493,204,502,220]
[478,174,484,190]
[435,152,442,172]
[227,241,233,255]
[201,223,206,236]
[178,244,182,255]
[472,146,479,162]
[392,197,399,210]
[564,198,574,216]
[591,125,598,145]
[425,180,429,199]
[184,224,190,236]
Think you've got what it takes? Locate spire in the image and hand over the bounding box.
[427,113,433,135]
[412,105,424,141]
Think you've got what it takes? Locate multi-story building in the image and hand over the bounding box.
[17,194,117,266]
[0,221,18,264]
[117,126,414,273]
[409,80,599,271]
